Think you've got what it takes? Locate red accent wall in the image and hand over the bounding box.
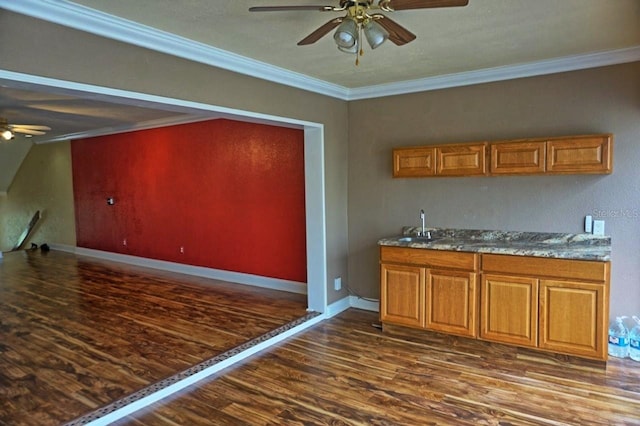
[71,119,307,282]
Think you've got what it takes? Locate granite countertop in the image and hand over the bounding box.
[378,227,611,261]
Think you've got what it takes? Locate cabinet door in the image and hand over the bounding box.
[546,135,612,174]
[380,263,425,328]
[436,143,487,176]
[480,274,538,347]
[539,280,607,360]
[393,147,436,177]
[425,270,477,337]
[490,141,546,175]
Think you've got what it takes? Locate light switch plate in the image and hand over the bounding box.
[593,220,605,236]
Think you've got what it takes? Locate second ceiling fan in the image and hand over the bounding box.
[250,0,469,63]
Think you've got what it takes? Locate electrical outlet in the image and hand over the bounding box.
[180,246,184,254]
[585,215,593,233]
[122,238,127,246]
[334,277,342,291]
[593,220,605,236]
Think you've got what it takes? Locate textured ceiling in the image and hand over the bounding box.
[70,0,640,88]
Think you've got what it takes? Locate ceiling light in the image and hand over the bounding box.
[333,18,358,48]
[363,20,388,49]
[337,43,358,54]
[1,129,14,141]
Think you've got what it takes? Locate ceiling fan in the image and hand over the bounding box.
[1,117,51,141]
[250,0,469,64]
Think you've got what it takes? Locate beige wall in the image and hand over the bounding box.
[0,142,76,251]
[2,11,639,317]
[348,62,640,318]
[0,12,349,304]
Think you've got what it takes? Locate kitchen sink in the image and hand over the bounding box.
[398,236,440,243]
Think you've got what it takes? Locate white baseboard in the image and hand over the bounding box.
[50,244,307,295]
[349,296,379,312]
[324,295,380,318]
[325,296,351,318]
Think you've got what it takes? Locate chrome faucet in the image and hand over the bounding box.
[419,209,431,239]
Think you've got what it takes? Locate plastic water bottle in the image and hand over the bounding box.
[629,316,640,362]
[608,316,630,358]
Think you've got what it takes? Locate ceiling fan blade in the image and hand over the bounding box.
[9,124,51,131]
[12,128,46,135]
[249,5,336,12]
[373,15,416,45]
[384,0,468,10]
[298,18,343,45]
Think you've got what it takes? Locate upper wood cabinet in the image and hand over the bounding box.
[393,147,436,177]
[490,141,546,175]
[393,134,612,178]
[546,135,612,174]
[393,144,486,177]
[436,143,487,176]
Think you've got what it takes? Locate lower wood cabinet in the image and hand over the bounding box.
[426,269,477,337]
[481,254,610,361]
[381,247,610,361]
[380,263,425,328]
[480,274,538,347]
[539,279,607,359]
[380,247,478,337]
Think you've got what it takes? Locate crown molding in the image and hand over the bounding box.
[0,0,348,100]
[346,46,640,100]
[2,0,639,102]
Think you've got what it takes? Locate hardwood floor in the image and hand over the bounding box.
[115,309,640,426]
[0,249,308,426]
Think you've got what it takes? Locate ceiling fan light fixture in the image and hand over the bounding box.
[337,43,358,54]
[1,129,14,141]
[333,18,358,48]
[363,20,389,49]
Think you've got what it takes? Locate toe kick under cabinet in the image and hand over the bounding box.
[380,247,610,361]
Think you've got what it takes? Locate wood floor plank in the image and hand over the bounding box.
[0,249,308,425]
[115,308,640,426]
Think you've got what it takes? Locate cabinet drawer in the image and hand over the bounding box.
[381,246,478,271]
[481,254,609,282]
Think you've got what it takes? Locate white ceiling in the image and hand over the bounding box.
[54,0,640,89]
